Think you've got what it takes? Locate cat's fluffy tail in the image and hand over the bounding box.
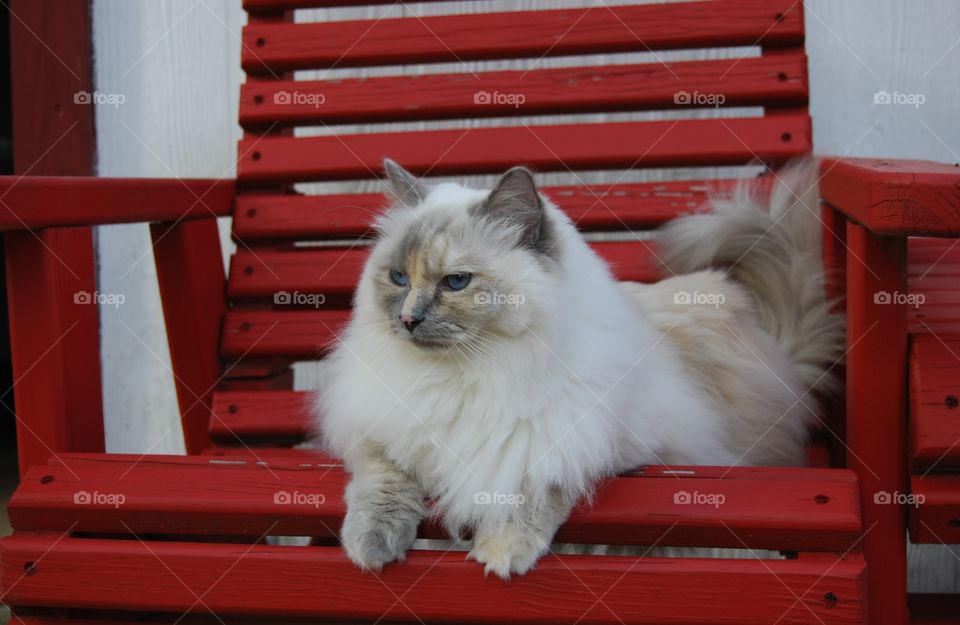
[657,160,844,396]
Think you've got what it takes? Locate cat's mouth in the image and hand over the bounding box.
[410,336,453,349]
[394,323,469,350]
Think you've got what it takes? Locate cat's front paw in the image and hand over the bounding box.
[340,507,418,572]
[468,526,549,579]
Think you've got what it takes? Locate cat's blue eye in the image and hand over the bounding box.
[389,269,409,286]
[444,273,472,291]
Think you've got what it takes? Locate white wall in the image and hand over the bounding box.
[93,0,244,453]
[92,0,960,588]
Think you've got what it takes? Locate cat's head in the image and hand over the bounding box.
[359,159,560,351]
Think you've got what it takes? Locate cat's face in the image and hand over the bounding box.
[362,160,556,351]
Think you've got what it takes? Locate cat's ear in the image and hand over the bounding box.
[475,167,548,251]
[383,159,425,208]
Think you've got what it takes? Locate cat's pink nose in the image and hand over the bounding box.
[399,313,422,332]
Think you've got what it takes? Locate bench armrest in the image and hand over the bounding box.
[819,157,960,237]
[0,176,235,231]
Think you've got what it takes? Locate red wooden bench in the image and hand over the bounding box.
[2,1,960,624]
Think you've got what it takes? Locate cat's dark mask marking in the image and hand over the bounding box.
[470,167,555,257]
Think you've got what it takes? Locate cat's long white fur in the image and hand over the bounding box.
[313,159,843,576]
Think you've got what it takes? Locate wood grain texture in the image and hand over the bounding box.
[240,54,809,127]
[844,223,909,625]
[0,177,234,231]
[909,334,960,470]
[151,219,227,454]
[245,0,468,11]
[232,178,770,241]
[820,158,960,236]
[226,240,664,305]
[7,0,103,475]
[210,389,309,443]
[237,116,811,184]
[221,309,348,359]
[908,237,960,335]
[241,0,804,72]
[8,454,861,551]
[0,533,865,624]
[208,389,836,469]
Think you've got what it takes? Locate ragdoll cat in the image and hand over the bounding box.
[314,159,843,578]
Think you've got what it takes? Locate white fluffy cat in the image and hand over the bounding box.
[314,159,843,578]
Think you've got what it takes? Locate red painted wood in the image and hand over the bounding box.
[10,455,860,550]
[221,241,666,359]
[245,0,460,11]
[233,191,387,240]
[221,309,348,359]
[240,54,808,127]
[151,219,227,454]
[219,362,294,389]
[242,0,805,72]
[6,0,103,475]
[232,178,766,242]
[17,597,959,625]
[821,158,960,236]
[0,177,234,231]
[5,232,100,474]
[238,116,811,184]
[227,241,664,303]
[46,450,337,467]
[844,222,909,625]
[0,533,865,624]
[227,247,369,301]
[210,390,840,467]
[210,390,308,443]
[907,237,960,334]
[909,334,960,469]
[908,474,960,544]
[202,445,326,459]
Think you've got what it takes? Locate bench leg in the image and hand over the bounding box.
[845,222,909,625]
